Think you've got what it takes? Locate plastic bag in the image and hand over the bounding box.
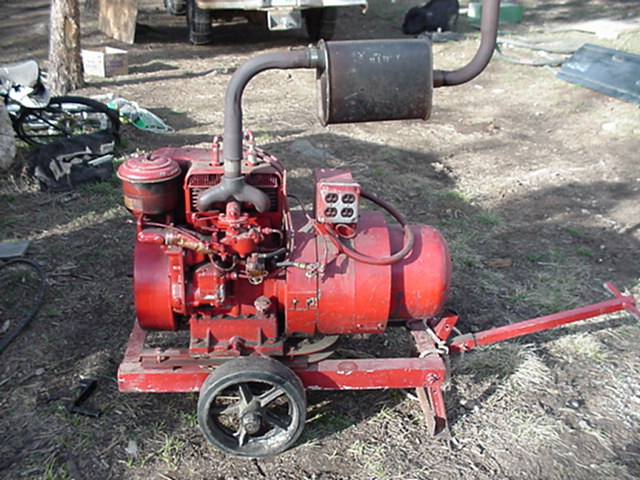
[91,94,174,133]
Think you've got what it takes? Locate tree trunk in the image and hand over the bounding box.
[0,104,17,171]
[48,0,84,95]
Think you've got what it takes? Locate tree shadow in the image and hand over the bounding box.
[522,0,640,25]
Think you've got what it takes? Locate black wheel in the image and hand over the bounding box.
[15,96,120,146]
[164,0,186,15]
[186,0,213,45]
[197,356,306,457]
[305,7,337,42]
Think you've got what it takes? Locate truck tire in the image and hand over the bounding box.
[164,0,186,15]
[305,7,337,42]
[186,0,213,45]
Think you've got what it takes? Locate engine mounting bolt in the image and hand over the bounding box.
[254,296,272,314]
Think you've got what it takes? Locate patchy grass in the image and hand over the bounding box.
[551,332,606,360]
[476,211,503,227]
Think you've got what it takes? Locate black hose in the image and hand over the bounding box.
[493,36,578,67]
[322,190,415,266]
[257,247,287,260]
[0,258,46,355]
[494,44,567,67]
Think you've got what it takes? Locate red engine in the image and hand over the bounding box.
[118,136,452,358]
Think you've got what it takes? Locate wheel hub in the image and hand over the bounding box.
[241,410,262,435]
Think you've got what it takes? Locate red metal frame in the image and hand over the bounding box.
[447,282,639,353]
[118,283,638,434]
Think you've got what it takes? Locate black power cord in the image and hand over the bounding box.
[0,257,46,355]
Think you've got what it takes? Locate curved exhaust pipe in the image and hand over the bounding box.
[433,0,501,87]
[196,49,321,212]
[197,0,500,211]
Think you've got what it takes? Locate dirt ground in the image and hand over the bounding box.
[1,0,640,479]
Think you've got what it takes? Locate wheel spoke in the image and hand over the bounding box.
[32,111,64,132]
[211,402,240,417]
[264,411,291,432]
[234,425,249,446]
[238,383,254,405]
[258,386,285,407]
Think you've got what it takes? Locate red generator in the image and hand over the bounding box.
[117,0,639,458]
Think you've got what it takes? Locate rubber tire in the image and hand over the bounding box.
[15,96,120,146]
[197,356,306,457]
[305,7,338,42]
[186,0,213,45]
[164,0,186,15]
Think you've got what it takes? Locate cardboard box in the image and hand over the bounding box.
[82,47,129,77]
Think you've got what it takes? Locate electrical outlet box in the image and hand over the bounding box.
[314,169,360,224]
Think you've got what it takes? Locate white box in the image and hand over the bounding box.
[82,47,129,77]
